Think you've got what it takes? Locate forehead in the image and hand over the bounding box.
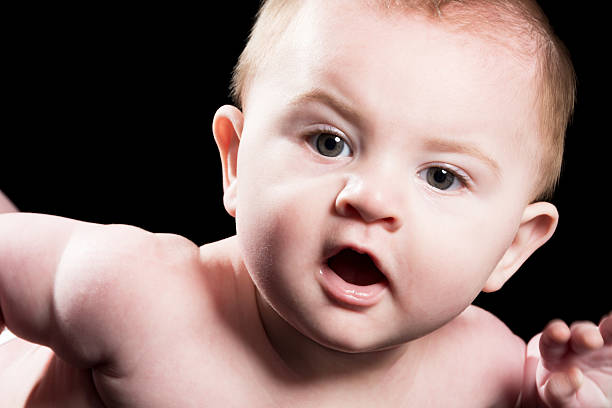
[247,0,540,183]
[256,1,537,117]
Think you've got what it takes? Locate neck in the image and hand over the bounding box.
[255,291,425,385]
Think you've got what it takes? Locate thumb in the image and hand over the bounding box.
[543,367,583,407]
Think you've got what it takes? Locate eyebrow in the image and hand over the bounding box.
[290,89,501,177]
[289,88,363,127]
[424,138,501,177]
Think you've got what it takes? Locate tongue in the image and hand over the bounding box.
[328,249,385,286]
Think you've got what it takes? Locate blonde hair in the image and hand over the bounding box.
[231,0,576,202]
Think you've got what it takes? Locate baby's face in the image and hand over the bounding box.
[232,0,542,352]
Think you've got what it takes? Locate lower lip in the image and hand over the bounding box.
[316,264,388,308]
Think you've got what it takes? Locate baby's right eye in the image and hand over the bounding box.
[311,132,352,158]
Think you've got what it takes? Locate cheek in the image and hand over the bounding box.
[394,206,518,323]
[233,164,334,294]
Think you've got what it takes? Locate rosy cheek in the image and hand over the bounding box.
[391,224,496,317]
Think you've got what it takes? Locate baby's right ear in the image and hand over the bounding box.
[212,105,244,217]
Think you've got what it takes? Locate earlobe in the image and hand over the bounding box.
[212,105,244,217]
[483,202,559,293]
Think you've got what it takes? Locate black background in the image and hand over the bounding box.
[2,3,609,342]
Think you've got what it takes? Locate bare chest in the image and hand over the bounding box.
[1,335,515,408]
[180,334,517,408]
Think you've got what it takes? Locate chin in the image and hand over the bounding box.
[323,339,408,356]
[306,325,404,354]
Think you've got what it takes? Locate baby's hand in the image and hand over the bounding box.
[530,313,612,407]
[0,190,17,214]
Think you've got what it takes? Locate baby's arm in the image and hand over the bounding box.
[2,212,209,406]
[0,213,114,365]
[0,213,191,370]
[0,190,18,341]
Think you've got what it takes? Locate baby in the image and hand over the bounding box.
[1,0,610,406]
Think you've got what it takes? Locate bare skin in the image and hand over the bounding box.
[1,214,610,407]
[1,2,611,406]
[0,190,17,213]
[0,217,521,407]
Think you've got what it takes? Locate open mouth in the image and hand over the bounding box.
[327,248,387,286]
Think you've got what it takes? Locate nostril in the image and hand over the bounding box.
[334,176,402,230]
[381,216,401,232]
[336,203,401,231]
[336,202,361,219]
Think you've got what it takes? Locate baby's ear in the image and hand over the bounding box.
[483,202,559,293]
[212,105,244,217]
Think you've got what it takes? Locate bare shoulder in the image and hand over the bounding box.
[3,220,262,405]
[426,305,526,407]
[52,224,205,365]
[57,229,251,355]
[456,305,526,369]
[455,305,525,340]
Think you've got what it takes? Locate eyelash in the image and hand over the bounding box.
[303,126,472,190]
[305,125,346,139]
[305,126,352,155]
[419,163,472,191]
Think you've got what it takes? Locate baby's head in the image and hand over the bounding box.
[231,0,575,202]
[213,0,575,352]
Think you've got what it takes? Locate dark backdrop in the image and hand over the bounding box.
[2,3,609,342]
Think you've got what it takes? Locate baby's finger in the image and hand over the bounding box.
[540,319,571,363]
[600,311,612,344]
[543,367,583,408]
[0,190,18,213]
[569,321,604,354]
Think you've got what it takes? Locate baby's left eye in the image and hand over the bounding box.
[312,132,352,158]
[419,166,466,191]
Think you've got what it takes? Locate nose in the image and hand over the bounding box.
[334,174,402,232]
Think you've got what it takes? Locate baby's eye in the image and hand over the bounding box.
[420,166,466,191]
[313,132,352,158]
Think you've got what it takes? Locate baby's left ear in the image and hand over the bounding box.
[483,202,559,293]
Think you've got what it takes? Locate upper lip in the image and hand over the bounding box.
[324,242,389,281]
